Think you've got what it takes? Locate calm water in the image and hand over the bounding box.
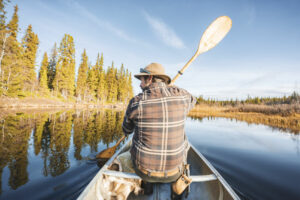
[0,109,299,200]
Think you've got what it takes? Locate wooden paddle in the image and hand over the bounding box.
[170,16,232,85]
[96,135,126,159]
[96,16,232,160]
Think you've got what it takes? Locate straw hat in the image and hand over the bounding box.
[134,63,171,84]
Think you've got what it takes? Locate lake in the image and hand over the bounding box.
[0,109,299,199]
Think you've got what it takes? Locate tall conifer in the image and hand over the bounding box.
[87,63,97,100]
[76,49,88,101]
[47,43,57,90]
[96,53,106,103]
[38,52,49,93]
[53,34,75,98]
[2,5,23,96]
[22,24,39,92]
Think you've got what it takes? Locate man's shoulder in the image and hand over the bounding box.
[128,93,143,105]
[167,85,191,96]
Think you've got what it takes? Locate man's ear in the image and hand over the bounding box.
[148,75,153,83]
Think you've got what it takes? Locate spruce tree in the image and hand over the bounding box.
[1,5,23,96]
[6,4,18,38]
[47,43,57,90]
[96,53,106,103]
[106,62,117,102]
[22,24,39,92]
[0,0,10,95]
[53,34,75,98]
[76,49,88,101]
[117,63,126,102]
[86,63,97,101]
[38,52,49,93]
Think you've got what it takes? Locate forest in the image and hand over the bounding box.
[0,1,133,104]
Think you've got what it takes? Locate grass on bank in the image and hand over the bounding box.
[189,104,300,134]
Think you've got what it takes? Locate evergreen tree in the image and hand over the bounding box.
[0,0,7,30]
[0,0,10,95]
[38,52,49,93]
[128,71,134,99]
[86,63,97,101]
[76,49,88,101]
[117,63,126,102]
[106,62,117,102]
[1,5,23,96]
[97,58,106,103]
[47,43,57,90]
[6,4,18,38]
[95,53,106,103]
[22,24,39,92]
[53,34,75,98]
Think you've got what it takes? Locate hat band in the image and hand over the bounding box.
[140,68,151,74]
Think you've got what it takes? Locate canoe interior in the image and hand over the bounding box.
[126,146,236,200]
[78,138,239,200]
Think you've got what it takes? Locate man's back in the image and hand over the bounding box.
[122,82,196,173]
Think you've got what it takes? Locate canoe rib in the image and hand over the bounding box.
[103,170,218,182]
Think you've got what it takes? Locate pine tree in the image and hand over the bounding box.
[126,70,134,101]
[117,63,126,102]
[53,34,75,98]
[38,52,49,93]
[22,24,39,92]
[86,63,97,101]
[96,53,106,103]
[47,43,57,90]
[0,0,10,95]
[1,5,23,97]
[6,4,18,38]
[0,0,10,30]
[106,62,118,102]
[76,49,88,101]
[94,53,106,103]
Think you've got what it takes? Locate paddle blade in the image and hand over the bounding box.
[198,16,232,54]
[96,146,117,159]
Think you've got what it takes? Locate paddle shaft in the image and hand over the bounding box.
[170,52,200,85]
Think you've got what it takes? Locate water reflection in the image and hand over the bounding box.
[189,115,300,134]
[0,109,124,195]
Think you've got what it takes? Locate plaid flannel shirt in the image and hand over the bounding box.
[122,82,196,172]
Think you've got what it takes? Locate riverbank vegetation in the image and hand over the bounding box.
[0,1,133,106]
[190,92,300,133]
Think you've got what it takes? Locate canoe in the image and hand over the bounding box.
[78,137,240,200]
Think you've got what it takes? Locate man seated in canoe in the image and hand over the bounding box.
[118,63,196,197]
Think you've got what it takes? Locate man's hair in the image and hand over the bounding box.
[144,76,164,83]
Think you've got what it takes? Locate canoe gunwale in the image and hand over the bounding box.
[189,143,240,200]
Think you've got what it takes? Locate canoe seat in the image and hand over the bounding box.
[103,170,217,182]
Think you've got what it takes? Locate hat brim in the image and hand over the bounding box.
[134,73,171,84]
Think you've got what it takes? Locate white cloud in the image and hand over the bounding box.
[143,11,185,49]
[67,0,137,43]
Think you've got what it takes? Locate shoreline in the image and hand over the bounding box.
[0,97,125,109]
[189,105,300,133]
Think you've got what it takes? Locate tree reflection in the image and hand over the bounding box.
[0,109,124,192]
[0,114,33,191]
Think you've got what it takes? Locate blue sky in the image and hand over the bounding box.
[6,0,300,99]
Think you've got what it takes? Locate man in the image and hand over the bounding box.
[122,63,196,193]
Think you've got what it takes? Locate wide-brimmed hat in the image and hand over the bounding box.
[134,63,171,84]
